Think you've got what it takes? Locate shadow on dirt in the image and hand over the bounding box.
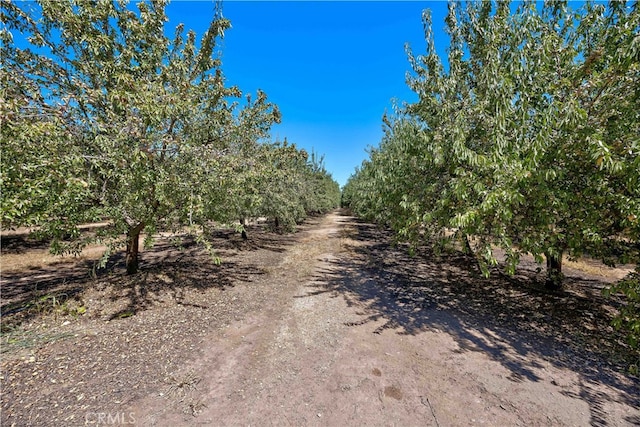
[1,226,297,328]
[1,233,51,254]
[207,223,299,253]
[307,213,639,427]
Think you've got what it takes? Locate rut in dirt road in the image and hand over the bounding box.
[132,211,640,426]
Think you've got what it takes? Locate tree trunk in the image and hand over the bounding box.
[274,217,280,229]
[462,234,484,274]
[545,251,564,290]
[126,223,144,275]
[463,234,473,254]
[240,218,247,240]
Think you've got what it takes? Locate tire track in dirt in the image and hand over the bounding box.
[130,211,639,426]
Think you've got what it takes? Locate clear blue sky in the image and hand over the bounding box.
[167,1,450,187]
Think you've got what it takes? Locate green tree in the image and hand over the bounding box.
[299,150,341,215]
[250,142,340,232]
[1,0,280,273]
[345,0,639,289]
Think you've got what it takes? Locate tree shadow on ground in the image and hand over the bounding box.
[1,227,297,328]
[102,250,265,321]
[306,213,639,427]
[1,233,51,254]
[206,223,299,253]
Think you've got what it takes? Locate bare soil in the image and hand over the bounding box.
[1,210,639,426]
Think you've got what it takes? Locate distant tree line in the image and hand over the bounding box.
[1,0,340,274]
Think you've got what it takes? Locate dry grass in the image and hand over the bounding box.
[280,236,334,279]
[1,245,107,273]
[1,222,112,273]
[277,218,347,280]
[0,228,199,273]
[564,256,634,280]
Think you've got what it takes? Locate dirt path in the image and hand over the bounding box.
[127,212,639,426]
[2,211,638,425]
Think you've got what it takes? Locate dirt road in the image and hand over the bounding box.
[129,212,639,426]
[2,211,639,426]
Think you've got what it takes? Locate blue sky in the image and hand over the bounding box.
[167,1,450,187]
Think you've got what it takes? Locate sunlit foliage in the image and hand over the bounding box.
[1,0,339,273]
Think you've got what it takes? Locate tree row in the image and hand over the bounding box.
[1,0,341,274]
[343,0,639,348]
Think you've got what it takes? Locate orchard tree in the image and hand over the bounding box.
[345,0,639,289]
[442,0,640,288]
[257,140,308,231]
[1,0,280,274]
[249,141,341,232]
[298,151,341,215]
[190,90,282,231]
